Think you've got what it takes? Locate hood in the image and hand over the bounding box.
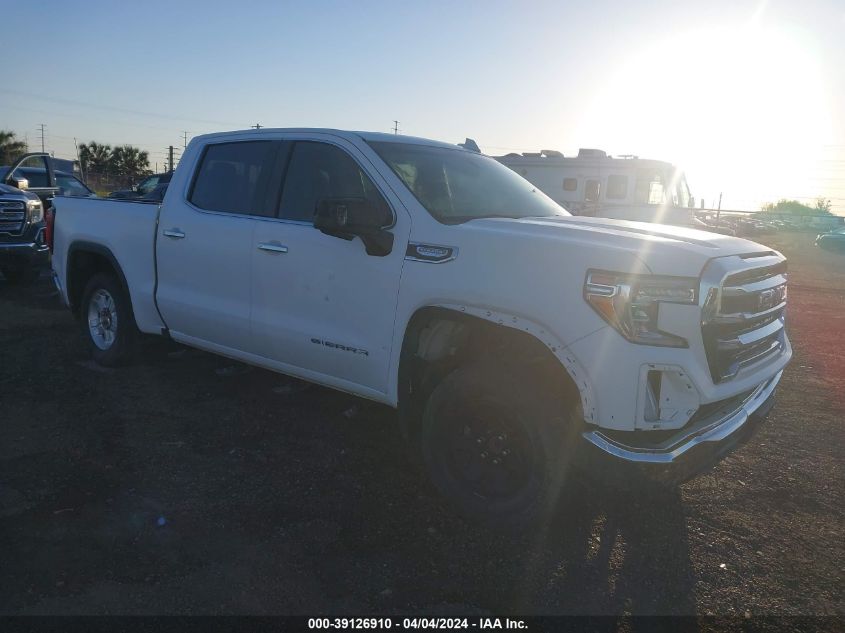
[0,183,39,202]
[458,215,775,277]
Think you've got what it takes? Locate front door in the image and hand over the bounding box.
[250,138,409,396]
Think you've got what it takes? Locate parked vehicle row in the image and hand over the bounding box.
[50,128,791,527]
[815,226,845,252]
[0,152,93,283]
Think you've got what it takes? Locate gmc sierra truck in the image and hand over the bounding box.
[51,129,791,526]
[0,154,52,284]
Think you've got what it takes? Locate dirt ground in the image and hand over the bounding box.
[0,232,842,618]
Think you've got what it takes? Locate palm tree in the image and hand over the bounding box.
[0,130,27,165]
[79,142,112,175]
[111,145,150,183]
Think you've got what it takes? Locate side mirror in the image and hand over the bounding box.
[9,175,29,191]
[314,197,394,256]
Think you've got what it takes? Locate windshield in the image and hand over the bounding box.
[675,173,691,208]
[368,142,568,224]
[634,168,690,208]
[137,175,159,195]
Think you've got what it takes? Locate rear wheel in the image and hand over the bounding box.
[80,272,137,366]
[1,265,40,285]
[421,362,578,529]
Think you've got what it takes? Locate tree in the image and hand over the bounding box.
[110,145,150,183]
[760,199,831,215]
[814,197,832,214]
[0,130,27,165]
[79,142,112,175]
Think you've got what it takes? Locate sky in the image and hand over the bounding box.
[2,0,843,213]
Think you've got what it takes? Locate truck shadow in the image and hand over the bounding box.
[499,482,697,615]
[315,403,698,616]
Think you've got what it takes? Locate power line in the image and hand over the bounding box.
[0,88,245,129]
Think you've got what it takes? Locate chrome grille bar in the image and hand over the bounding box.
[701,252,788,383]
[0,201,27,235]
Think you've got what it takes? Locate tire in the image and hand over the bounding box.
[1,265,40,285]
[80,272,138,367]
[421,361,579,529]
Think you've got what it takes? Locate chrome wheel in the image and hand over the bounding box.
[87,288,118,350]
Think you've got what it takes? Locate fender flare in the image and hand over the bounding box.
[66,241,133,316]
[398,303,598,424]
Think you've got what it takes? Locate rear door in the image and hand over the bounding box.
[155,140,283,353]
[250,136,409,395]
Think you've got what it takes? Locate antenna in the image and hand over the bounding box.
[251,123,263,129]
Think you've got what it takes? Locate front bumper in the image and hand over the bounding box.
[579,370,781,482]
[0,236,49,268]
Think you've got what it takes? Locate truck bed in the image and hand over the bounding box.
[52,196,165,334]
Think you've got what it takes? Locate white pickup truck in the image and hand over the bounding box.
[51,129,791,526]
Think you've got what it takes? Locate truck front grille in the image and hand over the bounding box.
[702,255,787,383]
[0,201,26,235]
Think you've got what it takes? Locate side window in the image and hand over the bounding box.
[279,141,386,223]
[606,175,627,200]
[13,156,50,187]
[57,174,91,197]
[189,141,279,216]
[585,179,601,202]
[563,177,577,191]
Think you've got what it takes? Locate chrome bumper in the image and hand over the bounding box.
[0,240,48,254]
[582,370,782,464]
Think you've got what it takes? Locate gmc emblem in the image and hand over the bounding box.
[758,285,785,310]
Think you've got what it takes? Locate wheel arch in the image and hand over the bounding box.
[395,304,597,442]
[66,241,133,318]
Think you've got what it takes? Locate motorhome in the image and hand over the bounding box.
[496,148,697,226]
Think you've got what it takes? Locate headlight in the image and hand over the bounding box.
[583,270,698,347]
[27,200,43,223]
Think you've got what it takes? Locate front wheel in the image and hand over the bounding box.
[421,362,578,529]
[80,272,137,366]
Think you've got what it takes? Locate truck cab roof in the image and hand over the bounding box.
[192,128,470,152]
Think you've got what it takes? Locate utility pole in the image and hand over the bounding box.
[182,131,188,149]
[38,124,46,153]
[251,123,262,129]
[168,146,175,173]
[392,120,400,135]
[716,192,723,224]
[74,138,83,180]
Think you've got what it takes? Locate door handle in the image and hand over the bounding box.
[258,242,288,254]
[163,229,186,239]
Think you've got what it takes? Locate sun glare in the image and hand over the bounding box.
[582,24,833,210]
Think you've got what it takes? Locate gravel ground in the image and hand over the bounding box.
[0,232,842,618]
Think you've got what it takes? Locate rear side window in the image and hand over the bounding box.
[279,141,386,223]
[189,141,279,216]
[606,175,628,200]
